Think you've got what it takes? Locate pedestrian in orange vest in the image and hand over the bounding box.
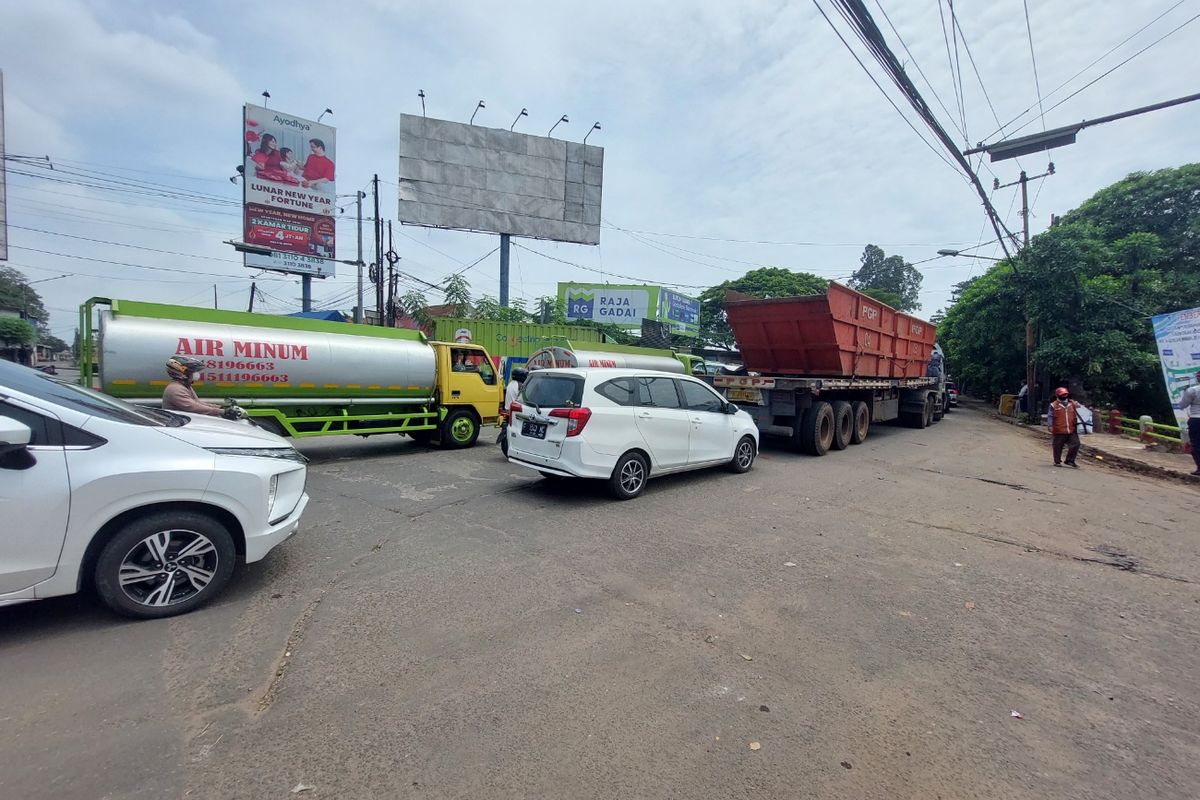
[1045,386,1082,467]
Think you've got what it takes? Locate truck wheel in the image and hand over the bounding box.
[408,429,434,445]
[439,410,480,449]
[850,401,870,444]
[924,396,935,427]
[798,401,835,456]
[830,401,852,451]
[609,451,649,500]
[93,511,236,619]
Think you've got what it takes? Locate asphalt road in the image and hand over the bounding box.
[3,405,1199,799]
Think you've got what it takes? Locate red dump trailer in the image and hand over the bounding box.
[702,283,945,456]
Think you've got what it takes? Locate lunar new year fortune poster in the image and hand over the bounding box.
[242,104,336,277]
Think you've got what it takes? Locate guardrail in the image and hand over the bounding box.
[1096,408,1186,449]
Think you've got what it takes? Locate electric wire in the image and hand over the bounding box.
[1022,0,1047,131]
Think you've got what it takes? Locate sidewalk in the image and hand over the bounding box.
[963,398,1200,484]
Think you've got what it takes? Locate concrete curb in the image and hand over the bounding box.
[962,399,1200,486]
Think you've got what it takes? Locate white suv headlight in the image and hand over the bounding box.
[268,468,307,524]
[206,446,308,464]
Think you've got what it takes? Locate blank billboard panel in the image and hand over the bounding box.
[398,114,602,245]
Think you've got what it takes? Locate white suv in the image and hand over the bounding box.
[0,359,309,619]
[507,368,759,499]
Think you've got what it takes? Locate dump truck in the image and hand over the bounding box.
[79,298,502,447]
[701,283,944,456]
[526,339,707,374]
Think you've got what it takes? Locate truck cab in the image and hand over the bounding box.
[431,342,503,444]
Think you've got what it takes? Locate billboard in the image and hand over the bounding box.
[1151,305,1200,439]
[0,70,7,261]
[242,103,335,277]
[559,283,658,329]
[659,288,701,337]
[398,114,602,245]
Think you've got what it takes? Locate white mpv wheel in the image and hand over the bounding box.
[94,511,237,619]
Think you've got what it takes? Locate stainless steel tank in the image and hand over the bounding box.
[527,345,684,374]
[100,310,436,404]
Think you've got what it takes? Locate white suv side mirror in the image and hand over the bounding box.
[0,415,32,447]
[0,415,35,470]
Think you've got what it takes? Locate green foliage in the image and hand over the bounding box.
[938,164,1200,417]
[698,267,828,349]
[0,316,36,346]
[859,287,904,309]
[0,267,47,323]
[535,295,566,325]
[471,296,530,322]
[400,290,432,330]
[442,274,472,317]
[848,245,923,311]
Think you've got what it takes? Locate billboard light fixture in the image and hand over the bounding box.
[261,90,270,108]
[510,108,529,131]
[583,121,601,144]
[548,114,569,137]
[470,100,485,125]
[317,108,333,123]
[418,89,426,117]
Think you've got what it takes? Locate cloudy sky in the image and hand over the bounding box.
[2,0,1197,340]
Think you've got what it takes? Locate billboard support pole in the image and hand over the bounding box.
[499,234,510,307]
[301,275,312,312]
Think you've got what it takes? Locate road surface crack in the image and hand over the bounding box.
[905,520,1194,584]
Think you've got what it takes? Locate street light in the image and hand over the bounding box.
[936,249,1001,261]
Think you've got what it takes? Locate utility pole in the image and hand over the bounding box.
[386,221,399,327]
[995,163,1054,416]
[355,190,365,323]
[248,282,256,313]
[373,174,383,324]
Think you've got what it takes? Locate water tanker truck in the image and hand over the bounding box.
[79,298,502,448]
[526,340,704,374]
[700,283,945,456]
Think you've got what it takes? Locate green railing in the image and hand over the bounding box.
[1097,408,1183,446]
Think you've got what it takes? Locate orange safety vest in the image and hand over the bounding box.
[1047,400,1079,434]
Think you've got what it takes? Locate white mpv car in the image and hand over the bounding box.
[507,368,759,499]
[0,359,309,619]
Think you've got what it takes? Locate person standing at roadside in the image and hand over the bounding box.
[1177,369,1200,476]
[1045,387,1082,467]
[1018,380,1029,414]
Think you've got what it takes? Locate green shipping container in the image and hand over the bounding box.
[433,319,603,374]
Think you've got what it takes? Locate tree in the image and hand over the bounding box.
[859,287,904,309]
[400,290,432,330]
[939,164,1200,417]
[0,316,36,346]
[442,274,472,317]
[698,267,828,349]
[38,331,70,354]
[470,296,531,323]
[0,267,47,323]
[848,245,923,311]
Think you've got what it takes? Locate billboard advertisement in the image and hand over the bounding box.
[659,288,701,337]
[559,283,659,329]
[243,103,335,277]
[398,114,602,246]
[1151,305,1200,439]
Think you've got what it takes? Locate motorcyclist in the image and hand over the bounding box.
[162,356,224,416]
